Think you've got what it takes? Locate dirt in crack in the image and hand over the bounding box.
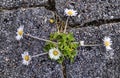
[83,18,120,27]
[45,0,56,11]
[0,0,54,11]
[70,18,120,28]
[0,5,45,11]
[62,62,67,78]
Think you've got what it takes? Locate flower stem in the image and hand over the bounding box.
[73,42,102,46]
[32,53,48,58]
[64,17,69,33]
[55,13,60,33]
[81,44,102,46]
[24,34,57,44]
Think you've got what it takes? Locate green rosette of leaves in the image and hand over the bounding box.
[44,32,79,64]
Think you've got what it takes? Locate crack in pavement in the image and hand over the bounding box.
[69,18,120,28]
[62,62,67,78]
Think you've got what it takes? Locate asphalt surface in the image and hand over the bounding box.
[0,0,120,78]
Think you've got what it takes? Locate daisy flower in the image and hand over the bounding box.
[80,41,84,46]
[16,26,24,40]
[21,52,31,65]
[49,48,61,60]
[64,8,77,16]
[103,36,112,51]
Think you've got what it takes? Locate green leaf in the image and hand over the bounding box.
[57,57,64,64]
[70,57,74,63]
[44,32,79,64]
[67,33,75,41]
[44,42,56,52]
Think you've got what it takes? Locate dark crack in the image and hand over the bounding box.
[45,0,56,11]
[0,0,56,11]
[62,62,67,78]
[69,18,120,28]
[0,0,48,11]
[83,18,120,27]
[0,5,44,11]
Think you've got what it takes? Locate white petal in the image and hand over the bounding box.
[16,35,22,40]
[22,52,29,58]
[104,37,111,41]
[65,8,69,13]
[16,25,24,36]
[53,56,59,60]
[22,54,25,59]
[22,60,29,65]
[24,51,29,55]
[106,46,112,51]
[17,25,24,31]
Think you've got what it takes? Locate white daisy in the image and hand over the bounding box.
[16,26,24,40]
[80,41,84,46]
[103,36,112,51]
[21,52,31,65]
[64,8,77,16]
[49,48,61,60]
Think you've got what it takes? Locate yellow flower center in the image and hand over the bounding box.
[18,30,23,36]
[67,10,73,15]
[49,19,54,23]
[53,50,59,56]
[104,41,110,46]
[24,55,30,61]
